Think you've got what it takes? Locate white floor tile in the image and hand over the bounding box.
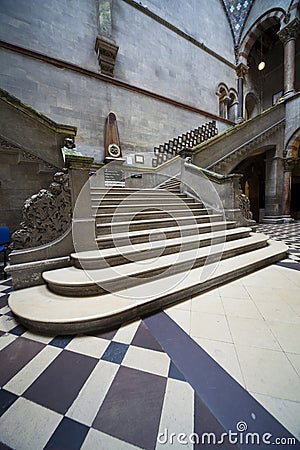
[236,345,300,402]
[221,297,261,319]
[66,335,109,358]
[4,346,61,395]
[156,378,194,449]
[191,294,224,315]
[22,330,55,344]
[0,315,19,332]
[268,321,300,354]
[286,353,300,377]
[0,397,62,450]
[226,316,281,350]
[255,300,300,324]
[82,428,142,450]
[190,311,232,343]
[218,283,251,299]
[122,346,170,377]
[66,360,119,426]
[113,319,141,344]
[165,309,191,335]
[0,332,17,350]
[193,337,245,387]
[251,392,300,441]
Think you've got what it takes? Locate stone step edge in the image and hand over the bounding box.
[95,214,223,229]
[93,208,210,219]
[95,220,235,243]
[72,227,252,263]
[43,234,268,295]
[8,240,288,334]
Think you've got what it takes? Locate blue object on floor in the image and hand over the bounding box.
[0,228,10,280]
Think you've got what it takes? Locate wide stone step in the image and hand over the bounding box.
[95,208,211,223]
[72,227,252,270]
[95,220,236,247]
[43,234,268,297]
[91,196,196,205]
[92,202,204,214]
[96,214,223,234]
[9,240,287,334]
[90,190,186,198]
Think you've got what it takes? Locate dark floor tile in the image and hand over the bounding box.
[131,321,163,352]
[101,341,128,364]
[44,417,89,450]
[9,324,27,336]
[276,261,300,271]
[168,361,185,382]
[93,366,167,450]
[194,392,238,449]
[49,335,74,348]
[0,389,18,417]
[0,280,12,287]
[0,296,8,308]
[0,338,45,387]
[24,350,97,414]
[4,311,13,318]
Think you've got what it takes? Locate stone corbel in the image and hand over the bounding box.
[95,0,119,77]
[95,35,119,77]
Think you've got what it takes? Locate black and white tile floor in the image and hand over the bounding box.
[0,221,300,449]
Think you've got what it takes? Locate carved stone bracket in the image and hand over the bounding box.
[235,63,249,79]
[11,171,72,249]
[95,35,119,77]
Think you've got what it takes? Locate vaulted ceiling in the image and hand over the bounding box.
[221,0,254,44]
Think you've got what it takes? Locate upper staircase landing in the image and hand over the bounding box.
[192,103,285,174]
[9,186,287,334]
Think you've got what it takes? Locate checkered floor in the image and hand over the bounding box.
[1,280,298,449]
[257,220,300,251]
[1,220,300,449]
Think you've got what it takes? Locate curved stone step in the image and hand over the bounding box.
[96,214,223,234]
[43,234,269,297]
[72,227,252,269]
[95,220,236,247]
[95,208,211,223]
[92,202,204,214]
[9,240,287,334]
[91,196,196,205]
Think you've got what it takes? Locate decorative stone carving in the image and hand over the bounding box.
[95,36,119,77]
[238,193,253,221]
[61,136,82,160]
[278,18,300,44]
[11,171,72,249]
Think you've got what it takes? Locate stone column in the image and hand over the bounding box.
[282,156,296,220]
[262,149,285,223]
[236,63,248,122]
[278,18,299,97]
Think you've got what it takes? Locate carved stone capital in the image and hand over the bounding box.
[236,63,249,78]
[95,35,119,77]
[283,157,298,172]
[278,18,300,45]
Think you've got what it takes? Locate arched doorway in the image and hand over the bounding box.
[245,93,259,120]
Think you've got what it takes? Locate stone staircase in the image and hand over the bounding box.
[9,186,287,334]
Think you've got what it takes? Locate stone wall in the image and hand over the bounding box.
[0,0,235,164]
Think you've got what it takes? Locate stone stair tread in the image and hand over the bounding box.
[71,227,252,261]
[9,240,287,332]
[94,208,210,219]
[95,220,235,241]
[95,213,223,229]
[43,233,268,286]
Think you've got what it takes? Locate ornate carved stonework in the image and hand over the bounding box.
[236,63,249,79]
[238,193,253,221]
[278,18,300,44]
[12,171,72,249]
[95,36,119,77]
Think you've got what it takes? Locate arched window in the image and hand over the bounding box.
[216,84,238,122]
